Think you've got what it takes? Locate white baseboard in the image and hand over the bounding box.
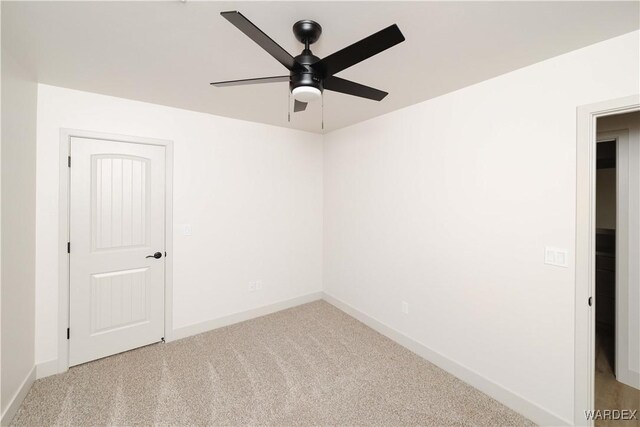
[36,359,59,379]
[322,292,571,427]
[170,291,323,341]
[1,365,35,426]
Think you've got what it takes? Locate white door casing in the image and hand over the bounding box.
[613,128,640,389]
[69,137,166,366]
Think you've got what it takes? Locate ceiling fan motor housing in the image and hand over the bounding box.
[291,50,323,96]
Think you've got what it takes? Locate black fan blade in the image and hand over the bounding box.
[323,76,388,101]
[221,11,300,71]
[210,75,289,87]
[294,100,308,112]
[312,24,405,77]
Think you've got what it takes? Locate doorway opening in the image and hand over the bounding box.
[575,95,639,427]
[593,111,640,424]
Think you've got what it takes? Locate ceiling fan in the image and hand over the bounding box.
[210,11,405,113]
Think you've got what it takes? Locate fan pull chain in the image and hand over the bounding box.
[321,93,324,130]
[288,91,291,122]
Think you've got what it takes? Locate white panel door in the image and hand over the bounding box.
[69,137,166,366]
[616,129,640,389]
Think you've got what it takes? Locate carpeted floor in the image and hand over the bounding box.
[12,300,534,426]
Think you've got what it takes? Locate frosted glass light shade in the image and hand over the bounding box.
[292,86,321,103]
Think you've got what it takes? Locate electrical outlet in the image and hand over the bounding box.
[248,282,256,292]
[401,301,409,314]
[255,280,263,291]
[182,224,192,236]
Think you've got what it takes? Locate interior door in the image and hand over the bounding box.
[616,130,640,389]
[69,137,166,366]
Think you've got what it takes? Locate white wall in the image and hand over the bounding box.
[323,31,639,425]
[1,51,37,419]
[35,85,323,365]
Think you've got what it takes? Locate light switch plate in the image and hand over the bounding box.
[182,224,192,236]
[545,247,568,267]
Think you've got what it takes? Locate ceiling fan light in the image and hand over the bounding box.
[292,86,321,103]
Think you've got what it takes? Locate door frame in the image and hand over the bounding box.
[57,128,174,373]
[575,94,639,425]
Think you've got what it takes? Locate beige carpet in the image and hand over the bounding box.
[12,300,534,426]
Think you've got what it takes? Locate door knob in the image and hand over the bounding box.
[146,252,162,259]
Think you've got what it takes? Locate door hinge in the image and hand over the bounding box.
[68,156,71,167]
[67,328,70,340]
[588,296,593,307]
[67,242,71,253]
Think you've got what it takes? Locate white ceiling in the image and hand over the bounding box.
[3,1,639,133]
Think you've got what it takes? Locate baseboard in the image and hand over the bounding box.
[1,365,35,426]
[171,291,323,341]
[36,359,59,379]
[322,292,571,427]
